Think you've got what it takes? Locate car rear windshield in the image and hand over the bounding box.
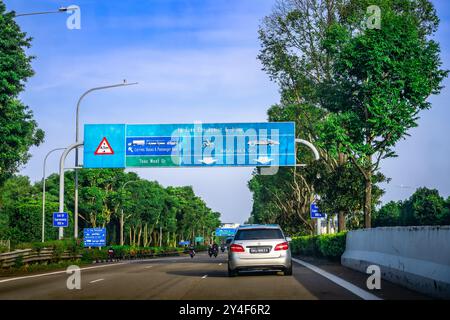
[234,228,283,240]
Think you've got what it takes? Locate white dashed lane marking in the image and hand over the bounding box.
[89,278,105,284]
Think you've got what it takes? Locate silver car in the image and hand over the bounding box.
[227,224,292,277]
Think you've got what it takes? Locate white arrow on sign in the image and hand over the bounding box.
[199,157,217,165]
[255,156,273,164]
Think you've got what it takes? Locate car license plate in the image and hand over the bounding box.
[250,247,270,254]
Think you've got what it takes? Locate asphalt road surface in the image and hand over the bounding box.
[0,253,428,300]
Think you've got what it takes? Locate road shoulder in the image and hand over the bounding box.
[293,255,430,300]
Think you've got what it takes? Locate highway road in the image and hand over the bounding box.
[0,253,428,300]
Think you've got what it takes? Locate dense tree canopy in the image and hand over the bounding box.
[250,0,373,234]
[0,1,44,186]
[248,0,447,233]
[319,0,448,227]
[373,188,450,227]
[0,170,221,245]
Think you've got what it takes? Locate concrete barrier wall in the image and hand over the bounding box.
[341,226,450,299]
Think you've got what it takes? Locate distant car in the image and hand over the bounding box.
[227,224,292,277]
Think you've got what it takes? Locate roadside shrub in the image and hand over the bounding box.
[291,232,347,260]
[290,235,319,256]
[80,245,183,261]
[0,245,8,254]
[15,239,79,252]
[81,248,108,262]
[9,241,188,266]
[194,245,208,252]
[316,232,347,260]
[13,255,24,268]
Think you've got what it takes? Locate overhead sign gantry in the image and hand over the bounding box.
[83,122,296,168]
[58,121,319,240]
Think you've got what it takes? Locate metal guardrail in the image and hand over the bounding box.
[0,248,82,268]
[0,248,193,268]
[0,246,204,268]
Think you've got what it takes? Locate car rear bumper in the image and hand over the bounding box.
[228,252,292,271]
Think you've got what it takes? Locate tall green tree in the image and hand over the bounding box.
[252,0,369,233]
[401,187,448,226]
[0,1,44,186]
[373,200,401,227]
[0,175,59,242]
[374,188,450,227]
[320,0,448,227]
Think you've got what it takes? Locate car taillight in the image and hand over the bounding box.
[230,244,245,252]
[274,242,289,251]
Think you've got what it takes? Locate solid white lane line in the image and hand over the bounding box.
[292,258,382,301]
[201,275,208,279]
[144,265,153,269]
[0,262,127,284]
[89,278,104,284]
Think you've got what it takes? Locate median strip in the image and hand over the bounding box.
[292,258,382,300]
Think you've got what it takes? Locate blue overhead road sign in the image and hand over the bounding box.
[215,228,237,237]
[84,122,296,168]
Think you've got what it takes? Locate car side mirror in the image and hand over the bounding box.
[286,237,292,242]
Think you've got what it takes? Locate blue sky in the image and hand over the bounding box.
[5,0,450,223]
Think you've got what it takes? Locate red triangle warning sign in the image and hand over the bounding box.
[94,137,114,155]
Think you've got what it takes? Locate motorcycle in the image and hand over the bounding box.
[208,246,218,258]
[189,248,195,258]
[220,245,225,253]
[107,247,115,262]
[208,247,219,258]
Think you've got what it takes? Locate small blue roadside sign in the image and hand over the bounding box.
[83,228,106,247]
[53,212,68,227]
[310,203,326,219]
[215,228,237,237]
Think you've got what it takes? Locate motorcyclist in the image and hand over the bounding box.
[212,243,219,257]
[188,243,195,258]
[107,247,115,262]
[208,243,213,257]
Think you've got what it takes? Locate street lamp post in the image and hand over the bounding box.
[15,6,75,17]
[74,81,138,240]
[58,142,83,240]
[42,148,66,242]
